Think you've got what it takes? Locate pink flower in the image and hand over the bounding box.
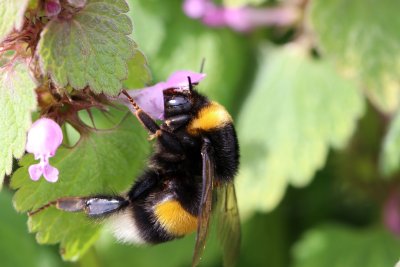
[183,0,209,19]
[122,70,206,120]
[183,0,299,32]
[26,118,63,183]
[384,189,400,236]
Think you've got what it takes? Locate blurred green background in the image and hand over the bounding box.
[3,0,400,266]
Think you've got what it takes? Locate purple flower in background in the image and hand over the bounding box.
[123,70,206,120]
[26,118,63,183]
[183,0,299,32]
[183,0,209,19]
[384,189,400,236]
[45,0,61,17]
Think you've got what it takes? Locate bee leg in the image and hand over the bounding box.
[121,89,185,154]
[162,114,192,131]
[29,196,128,218]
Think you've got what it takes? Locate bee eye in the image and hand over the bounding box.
[164,95,192,116]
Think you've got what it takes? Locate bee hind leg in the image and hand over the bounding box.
[28,196,129,218]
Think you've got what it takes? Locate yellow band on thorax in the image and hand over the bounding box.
[187,101,232,135]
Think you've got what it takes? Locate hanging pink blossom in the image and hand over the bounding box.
[122,70,206,120]
[26,118,63,183]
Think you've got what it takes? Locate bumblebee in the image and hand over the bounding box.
[31,73,240,267]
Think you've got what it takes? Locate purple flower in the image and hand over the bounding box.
[45,0,61,17]
[123,70,206,120]
[183,0,299,32]
[183,0,209,19]
[383,189,400,236]
[26,118,63,183]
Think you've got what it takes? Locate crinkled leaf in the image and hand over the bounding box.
[0,0,29,42]
[11,115,150,260]
[236,46,364,215]
[123,48,151,89]
[380,110,400,176]
[37,0,134,95]
[128,0,252,112]
[309,0,400,114]
[292,225,400,267]
[0,61,36,190]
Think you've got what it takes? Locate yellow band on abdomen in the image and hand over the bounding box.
[154,200,198,236]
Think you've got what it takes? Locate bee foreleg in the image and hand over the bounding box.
[162,114,192,131]
[29,196,128,218]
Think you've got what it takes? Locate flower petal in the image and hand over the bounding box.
[28,164,43,181]
[125,83,166,120]
[26,118,63,156]
[43,164,59,183]
[166,70,207,88]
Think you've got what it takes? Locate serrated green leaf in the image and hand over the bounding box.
[292,225,400,267]
[123,48,151,88]
[236,45,365,215]
[128,0,252,112]
[0,61,36,190]
[37,0,134,95]
[11,115,150,260]
[0,0,30,42]
[380,110,400,176]
[309,0,400,114]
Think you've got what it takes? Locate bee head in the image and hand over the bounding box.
[163,76,196,117]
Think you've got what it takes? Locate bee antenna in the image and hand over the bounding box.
[187,76,193,92]
[121,89,140,111]
[199,58,206,73]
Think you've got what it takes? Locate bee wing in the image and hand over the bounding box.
[192,139,214,267]
[215,182,241,267]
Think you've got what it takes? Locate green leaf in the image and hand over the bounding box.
[292,225,400,267]
[128,0,253,112]
[0,61,37,190]
[236,45,365,215]
[11,114,150,260]
[309,0,400,114]
[0,0,30,42]
[123,48,151,89]
[37,0,134,95]
[380,110,400,176]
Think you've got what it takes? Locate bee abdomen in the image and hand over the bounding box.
[154,199,198,236]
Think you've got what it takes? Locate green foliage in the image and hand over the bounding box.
[11,115,150,260]
[0,0,29,42]
[292,225,400,267]
[2,0,400,265]
[37,0,134,95]
[380,110,400,177]
[236,45,364,214]
[0,190,72,267]
[309,0,400,114]
[0,61,36,190]
[123,48,152,88]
